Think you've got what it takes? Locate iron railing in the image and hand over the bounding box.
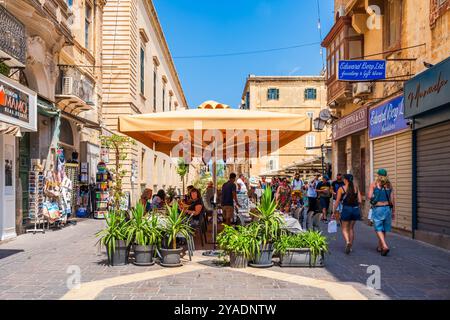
[0,5,26,66]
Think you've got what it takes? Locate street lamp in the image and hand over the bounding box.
[313,117,327,132]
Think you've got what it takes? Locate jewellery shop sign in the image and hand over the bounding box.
[332,106,368,141]
[0,73,37,131]
[369,96,409,140]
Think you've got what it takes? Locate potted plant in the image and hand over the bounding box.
[126,203,162,266]
[217,225,257,268]
[159,202,193,267]
[96,211,129,266]
[275,231,329,267]
[249,187,286,267]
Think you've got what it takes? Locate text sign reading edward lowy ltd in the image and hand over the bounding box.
[369,96,409,139]
[338,60,386,81]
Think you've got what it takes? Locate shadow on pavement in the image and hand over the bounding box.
[0,249,24,260]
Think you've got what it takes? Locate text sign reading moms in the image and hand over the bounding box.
[338,60,386,81]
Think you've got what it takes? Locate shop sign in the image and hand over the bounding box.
[0,74,37,131]
[404,56,450,118]
[332,107,368,141]
[338,60,386,81]
[369,96,409,139]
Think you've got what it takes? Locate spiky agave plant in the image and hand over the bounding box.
[96,210,128,259]
[163,202,194,250]
[250,187,286,246]
[125,203,162,246]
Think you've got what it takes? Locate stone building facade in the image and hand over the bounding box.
[102,0,187,203]
[241,76,330,180]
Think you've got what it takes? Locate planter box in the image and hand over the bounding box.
[160,247,183,267]
[279,248,324,267]
[107,240,129,266]
[229,252,248,269]
[250,244,274,268]
[133,244,156,266]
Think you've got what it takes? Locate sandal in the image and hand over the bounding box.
[345,243,352,254]
[376,247,382,253]
[381,248,390,256]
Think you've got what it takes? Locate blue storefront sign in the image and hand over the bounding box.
[338,60,386,81]
[369,96,409,139]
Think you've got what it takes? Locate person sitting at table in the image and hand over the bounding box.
[140,188,153,212]
[181,188,205,226]
[151,189,166,210]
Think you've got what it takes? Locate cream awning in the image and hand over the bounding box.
[0,121,22,137]
[118,108,311,158]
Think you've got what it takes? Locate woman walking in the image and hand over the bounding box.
[368,169,395,256]
[333,174,362,254]
[276,178,292,213]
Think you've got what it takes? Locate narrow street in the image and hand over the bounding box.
[0,219,449,300]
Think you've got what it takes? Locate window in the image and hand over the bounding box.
[306,112,314,119]
[153,65,157,112]
[304,88,317,100]
[245,91,250,109]
[85,4,92,50]
[384,0,402,50]
[162,84,166,112]
[140,47,145,95]
[169,94,173,111]
[306,134,316,148]
[267,88,279,100]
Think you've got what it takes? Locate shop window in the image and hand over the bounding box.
[267,88,279,100]
[306,134,316,148]
[384,0,402,51]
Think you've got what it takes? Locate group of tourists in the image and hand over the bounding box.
[226,169,395,256]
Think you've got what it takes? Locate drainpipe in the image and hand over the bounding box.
[412,119,417,239]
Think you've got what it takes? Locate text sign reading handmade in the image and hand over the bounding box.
[338,60,386,81]
[369,96,409,139]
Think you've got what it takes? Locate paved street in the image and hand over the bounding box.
[0,219,449,300]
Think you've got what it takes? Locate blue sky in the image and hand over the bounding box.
[153,0,335,109]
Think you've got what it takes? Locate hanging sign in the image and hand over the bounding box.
[0,74,37,131]
[332,106,368,141]
[369,96,409,139]
[338,60,386,81]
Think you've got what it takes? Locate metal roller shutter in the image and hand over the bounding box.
[373,131,412,232]
[417,121,450,236]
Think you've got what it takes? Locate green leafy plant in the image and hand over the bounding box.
[162,202,194,250]
[100,134,137,209]
[251,187,286,245]
[303,230,329,264]
[125,203,162,246]
[217,225,259,260]
[96,210,128,259]
[274,231,329,265]
[176,158,189,195]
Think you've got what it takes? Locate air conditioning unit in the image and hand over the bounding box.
[352,82,372,97]
[62,77,73,95]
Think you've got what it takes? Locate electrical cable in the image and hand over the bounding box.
[172,41,321,59]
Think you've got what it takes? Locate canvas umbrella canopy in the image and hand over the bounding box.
[118,108,311,159]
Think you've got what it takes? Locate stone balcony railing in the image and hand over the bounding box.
[0,5,27,67]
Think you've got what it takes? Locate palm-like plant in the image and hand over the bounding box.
[125,203,162,246]
[96,210,128,259]
[163,202,194,250]
[251,187,286,245]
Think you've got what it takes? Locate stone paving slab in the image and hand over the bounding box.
[0,219,449,300]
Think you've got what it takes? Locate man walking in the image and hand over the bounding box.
[306,175,320,231]
[316,175,332,223]
[331,173,345,222]
[221,173,240,225]
[292,173,304,205]
[236,174,248,194]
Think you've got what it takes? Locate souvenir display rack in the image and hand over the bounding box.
[64,163,79,214]
[94,163,111,219]
[26,165,46,234]
[77,163,91,218]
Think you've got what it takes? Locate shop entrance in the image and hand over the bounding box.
[19,132,30,223]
